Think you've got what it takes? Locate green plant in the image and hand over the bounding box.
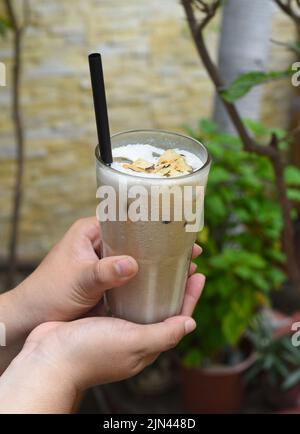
[180,118,300,367]
[179,0,300,369]
[246,314,300,390]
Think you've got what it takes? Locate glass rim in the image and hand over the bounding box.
[95,129,211,180]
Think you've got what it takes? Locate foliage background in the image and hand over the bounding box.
[0,0,295,262]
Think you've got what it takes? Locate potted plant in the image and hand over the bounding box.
[179,119,289,413]
[246,314,300,409]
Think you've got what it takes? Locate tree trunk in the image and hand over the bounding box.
[213,0,275,133]
[4,0,26,290]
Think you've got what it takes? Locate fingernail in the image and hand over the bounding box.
[189,263,197,273]
[193,245,202,257]
[197,245,203,255]
[184,319,196,334]
[114,258,135,277]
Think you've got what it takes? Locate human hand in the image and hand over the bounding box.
[13,216,203,330]
[0,275,203,413]
[0,217,204,375]
[0,216,205,412]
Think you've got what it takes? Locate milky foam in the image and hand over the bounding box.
[111,144,203,178]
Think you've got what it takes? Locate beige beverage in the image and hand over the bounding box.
[95,130,211,324]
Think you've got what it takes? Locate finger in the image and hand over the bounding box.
[66,217,102,256]
[77,255,138,298]
[188,262,197,276]
[181,273,205,316]
[192,244,202,259]
[136,315,196,355]
[71,217,100,243]
[81,217,102,254]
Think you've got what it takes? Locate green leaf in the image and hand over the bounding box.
[220,70,291,103]
[281,338,300,359]
[199,118,218,135]
[234,266,253,280]
[235,207,251,222]
[285,166,300,186]
[182,348,203,368]
[289,41,300,56]
[206,195,227,220]
[244,119,270,137]
[244,361,264,384]
[282,369,300,390]
[209,166,232,183]
[282,352,300,366]
[266,250,285,263]
[222,311,248,345]
[218,186,235,202]
[212,133,242,147]
[263,354,276,370]
[272,358,290,378]
[268,268,285,288]
[240,252,267,269]
[0,17,11,37]
[288,188,300,202]
[208,255,227,270]
[251,274,270,292]
[206,141,225,159]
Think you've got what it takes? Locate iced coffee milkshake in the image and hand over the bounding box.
[96,130,210,324]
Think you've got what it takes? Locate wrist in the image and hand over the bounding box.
[4,271,55,341]
[0,278,56,375]
[0,286,33,345]
[0,344,77,413]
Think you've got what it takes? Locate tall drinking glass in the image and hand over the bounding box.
[95,130,211,324]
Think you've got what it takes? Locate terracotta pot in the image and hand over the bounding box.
[180,340,256,413]
[278,407,300,414]
[263,376,300,410]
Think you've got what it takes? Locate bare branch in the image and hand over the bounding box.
[275,0,300,24]
[270,132,279,149]
[185,0,221,31]
[200,0,221,30]
[194,1,209,13]
[4,0,28,289]
[279,123,300,142]
[270,38,300,55]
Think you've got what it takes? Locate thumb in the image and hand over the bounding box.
[135,315,197,355]
[77,255,138,297]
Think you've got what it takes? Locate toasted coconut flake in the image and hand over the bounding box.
[123,158,154,172]
[122,149,193,176]
[158,149,181,164]
[155,166,172,176]
[168,169,182,177]
[173,157,193,173]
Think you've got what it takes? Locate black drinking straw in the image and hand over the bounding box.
[88,53,113,165]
